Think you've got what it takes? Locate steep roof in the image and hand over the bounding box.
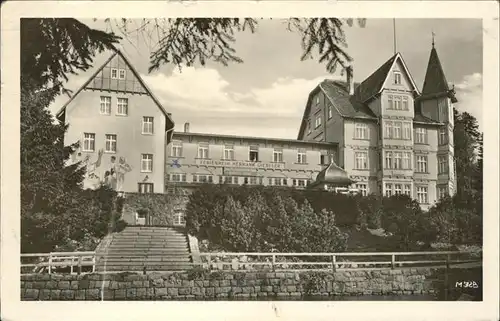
[321,80,377,119]
[421,46,458,103]
[354,54,398,102]
[296,79,377,140]
[55,50,175,132]
[354,52,420,103]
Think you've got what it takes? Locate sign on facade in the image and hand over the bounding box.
[195,159,285,170]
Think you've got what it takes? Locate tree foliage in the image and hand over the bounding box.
[21,18,120,94]
[185,185,349,253]
[453,108,483,198]
[104,18,366,77]
[20,19,123,252]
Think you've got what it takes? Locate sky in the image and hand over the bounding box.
[50,18,483,138]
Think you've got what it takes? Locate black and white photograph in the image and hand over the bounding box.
[1,1,499,321]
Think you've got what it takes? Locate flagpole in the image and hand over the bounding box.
[393,18,397,54]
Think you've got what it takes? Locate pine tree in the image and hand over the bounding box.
[106,18,366,76]
[453,108,483,198]
[21,18,120,94]
[20,18,120,252]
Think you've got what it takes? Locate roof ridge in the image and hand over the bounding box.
[55,49,175,131]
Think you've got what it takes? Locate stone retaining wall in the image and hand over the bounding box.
[21,268,440,300]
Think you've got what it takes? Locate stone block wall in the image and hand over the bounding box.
[20,268,440,301]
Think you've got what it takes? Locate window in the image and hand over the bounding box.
[297,149,307,164]
[355,123,369,139]
[403,184,411,196]
[394,184,402,195]
[171,141,182,157]
[111,68,118,79]
[293,179,308,188]
[193,175,213,183]
[269,178,287,186]
[385,151,393,169]
[141,154,153,172]
[249,146,259,162]
[356,183,368,196]
[394,152,402,169]
[82,133,95,152]
[222,176,238,184]
[273,149,283,162]
[142,117,154,134]
[198,143,209,159]
[249,177,258,185]
[138,183,154,194]
[328,104,333,119]
[415,128,427,144]
[223,145,234,160]
[438,156,448,174]
[403,122,412,140]
[394,96,402,110]
[384,121,393,138]
[385,183,393,197]
[168,173,186,182]
[402,96,409,111]
[100,96,111,115]
[394,72,402,85]
[439,128,448,145]
[307,120,312,134]
[354,152,368,170]
[388,95,394,110]
[173,211,186,226]
[320,155,327,165]
[315,96,320,105]
[117,98,128,115]
[416,155,428,173]
[119,69,126,80]
[402,152,412,169]
[105,134,117,153]
[393,122,402,139]
[437,186,448,200]
[416,186,428,204]
[315,115,322,128]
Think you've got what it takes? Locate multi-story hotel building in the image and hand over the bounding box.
[165,124,339,193]
[297,44,457,209]
[56,50,175,194]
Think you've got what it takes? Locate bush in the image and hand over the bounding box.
[185,185,348,253]
[428,194,482,245]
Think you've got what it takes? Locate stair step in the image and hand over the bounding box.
[98,258,191,263]
[97,255,191,259]
[96,264,194,272]
[101,249,189,254]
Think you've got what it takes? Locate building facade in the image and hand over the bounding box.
[297,44,457,209]
[57,50,175,194]
[165,126,338,193]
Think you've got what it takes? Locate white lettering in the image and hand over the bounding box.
[195,159,285,170]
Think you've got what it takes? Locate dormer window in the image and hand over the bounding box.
[394,72,402,85]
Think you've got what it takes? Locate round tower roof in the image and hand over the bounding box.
[315,158,354,186]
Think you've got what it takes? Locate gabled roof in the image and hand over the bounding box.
[296,79,379,140]
[354,52,420,103]
[55,49,175,131]
[421,46,458,103]
[321,80,377,119]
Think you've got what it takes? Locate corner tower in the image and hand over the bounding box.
[418,42,457,198]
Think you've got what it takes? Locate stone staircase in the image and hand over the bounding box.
[95,226,194,272]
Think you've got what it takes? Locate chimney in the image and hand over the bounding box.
[184,122,190,133]
[347,66,354,96]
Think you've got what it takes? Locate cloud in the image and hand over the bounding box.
[141,66,335,138]
[454,73,483,128]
